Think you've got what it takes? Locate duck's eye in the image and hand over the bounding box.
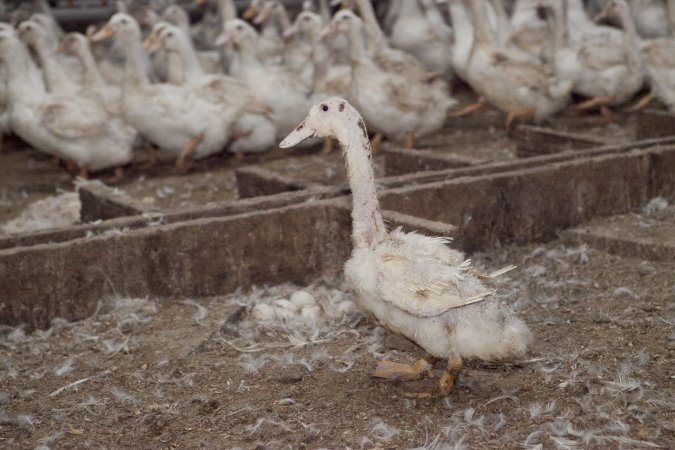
[167,31,174,38]
[321,104,328,112]
[236,24,243,30]
[303,16,310,21]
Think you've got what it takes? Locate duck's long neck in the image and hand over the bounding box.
[398,0,423,18]
[4,41,46,101]
[355,0,387,51]
[33,38,75,93]
[120,31,150,86]
[337,118,386,248]
[490,0,513,43]
[616,5,642,72]
[218,0,237,22]
[469,0,495,46]
[449,0,473,47]
[76,44,106,89]
[566,0,594,33]
[175,37,205,81]
[345,21,374,68]
[274,4,293,32]
[237,36,263,69]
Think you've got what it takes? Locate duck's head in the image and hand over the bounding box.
[322,9,360,38]
[216,19,257,47]
[58,32,88,56]
[285,11,322,39]
[16,20,47,47]
[90,13,140,43]
[280,98,365,148]
[162,5,190,28]
[593,0,630,22]
[254,1,281,25]
[142,21,171,53]
[242,0,262,20]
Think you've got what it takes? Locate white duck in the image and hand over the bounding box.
[569,0,644,113]
[254,0,314,86]
[92,13,235,171]
[285,10,351,96]
[148,23,277,155]
[59,32,127,117]
[243,0,284,64]
[325,9,457,148]
[388,0,454,79]
[348,0,440,84]
[464,0,573,129]
[16,20,81,95]
[217,19,310,140]
[628,0,670,38]
[0,27,134,176]
[638,36,675,111]
[280,98,533,397]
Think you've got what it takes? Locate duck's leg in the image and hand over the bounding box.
[176,133,204,173]
[575,95,614,111]
[402,356,463,399]
[405,131,415,149]
[78,166,89,179]
[141,145,158,170]
[625,93,654,112]
[105,166,124,183]
[450,98,486,118]
[373,355,437,382]
[505,106,535,131]
[320,137,333,155]
[600,106,614,123]
[370,133,383,155]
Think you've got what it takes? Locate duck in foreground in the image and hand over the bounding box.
[280,98,533,397]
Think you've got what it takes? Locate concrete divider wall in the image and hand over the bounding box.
[0,203,352,329]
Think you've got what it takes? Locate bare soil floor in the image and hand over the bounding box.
[1,236,673,449]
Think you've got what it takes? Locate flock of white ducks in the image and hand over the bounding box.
[1,0,675,177]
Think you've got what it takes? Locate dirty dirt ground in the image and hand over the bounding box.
[1,237,673,449]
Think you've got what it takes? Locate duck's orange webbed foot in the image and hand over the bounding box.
[373,355,437,382]
[402,356,463,399]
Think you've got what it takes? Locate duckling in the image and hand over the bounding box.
[280,98,533,397]
[324,10,457,148]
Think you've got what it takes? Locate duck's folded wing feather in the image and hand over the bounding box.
[41,99,108,138]
[375,254,490,317]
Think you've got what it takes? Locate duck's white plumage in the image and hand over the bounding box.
[280,98,532,394]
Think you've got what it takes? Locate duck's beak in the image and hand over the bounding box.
[320,21,337,39]
[253,3,271,24]
[143,30,160,52]
[90,23,114,42]
[283,23,299,39]
[242,3,257,20]
[194,0,208,5]
[279,120,316,148]
[214,30,232,47]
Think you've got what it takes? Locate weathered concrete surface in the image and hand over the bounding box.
[79,182,152,222]
[637,109,675,140]
[512,125,609,157]
[378,147,674,251]
[235,166,314,198]
[562,209,675,261]
[0,202,352,329]
[383,146,483,176]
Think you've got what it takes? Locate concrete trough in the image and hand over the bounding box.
[2,140,674,329]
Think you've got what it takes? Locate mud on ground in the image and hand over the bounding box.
[1,237,672,449]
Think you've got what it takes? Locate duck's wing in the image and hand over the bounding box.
[375,253,491,318]
[384,77,430,112]
[41,97,108,139]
